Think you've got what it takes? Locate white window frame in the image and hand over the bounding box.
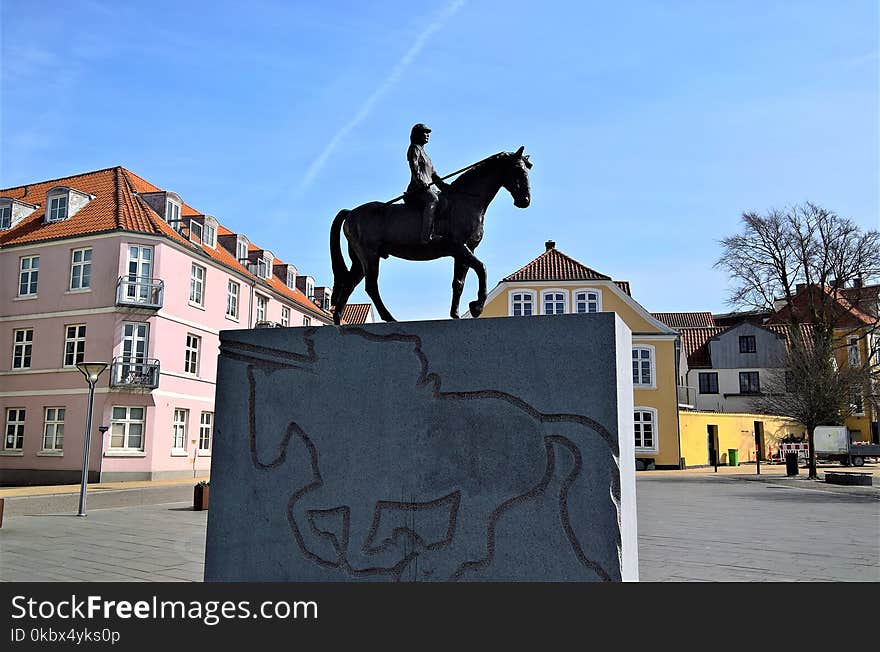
[109,406,145,451]
[256,295,268,322]
[541,289,568,315]
[634,407,658,453]
[63,324,87,368]
[281,306,290,327]
[185,334,201,375]
[198,411,213,452]
[203,222,216,248]
[286,269,296,289]
[574,288,602,314]
[632,344,656,389]
[189,264,206,306]
[19,255,39,296]
[848,336,861,367]
[226,280,240,320]
[69,247,92,290]
[47,194,68,222]
[165,199,181,227]
[236,239,248,264]
[0,203,12,230]
[189,220,203,243]
[508,289,537,317]
[4,408,25,451]
[306,280,314,299]
[41,407,65,452]
[172,408,188,452]
[12,328,34,369]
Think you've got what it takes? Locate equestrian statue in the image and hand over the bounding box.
[330,123,532,324]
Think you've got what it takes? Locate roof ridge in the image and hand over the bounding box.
[0,165,121,193]
[120,167,162,193]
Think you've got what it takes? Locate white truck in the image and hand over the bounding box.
[814,426,880,467]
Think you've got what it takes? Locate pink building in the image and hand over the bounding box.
[0,166,333,484]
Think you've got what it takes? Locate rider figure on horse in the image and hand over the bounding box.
[406,123,448,243]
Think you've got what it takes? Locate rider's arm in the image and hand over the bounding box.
[407,146,426,187]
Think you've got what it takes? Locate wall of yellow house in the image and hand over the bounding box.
[833,329,876,443]
[479,282,681,467]
[679,411,804,467]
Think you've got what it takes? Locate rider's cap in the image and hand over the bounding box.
[411,123,431,135]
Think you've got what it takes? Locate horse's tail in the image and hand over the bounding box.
[330,209,351,307]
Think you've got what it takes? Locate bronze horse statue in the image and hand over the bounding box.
[330,147,532,324]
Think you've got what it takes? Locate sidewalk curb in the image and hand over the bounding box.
[2,484,196,516]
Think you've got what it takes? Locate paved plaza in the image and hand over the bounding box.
[1,470,878,582]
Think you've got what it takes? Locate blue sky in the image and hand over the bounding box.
[2,0,877,320]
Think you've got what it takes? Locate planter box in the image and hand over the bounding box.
[194,485,210,511]
[825,472,873,486]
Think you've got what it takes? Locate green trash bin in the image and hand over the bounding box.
[728,449,739,466]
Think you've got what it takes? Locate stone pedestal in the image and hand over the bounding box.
[205,313,637,581]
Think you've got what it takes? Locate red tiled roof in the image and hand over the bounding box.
[679,327,727,368]
[502,245,611,282]
[652,312,716,329]
[341,303,372,325]
[1,166,331,322]
[614,280,631,296]
[767,285,877,328]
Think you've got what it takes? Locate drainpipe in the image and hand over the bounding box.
[674,335,684,469]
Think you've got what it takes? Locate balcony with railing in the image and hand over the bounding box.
[116,276,164,309]
[110,357,160,389]
[677,385,697,409]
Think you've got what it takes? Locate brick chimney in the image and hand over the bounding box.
[545,239,555,251]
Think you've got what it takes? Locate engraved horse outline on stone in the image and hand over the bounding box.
[224,327,623,581]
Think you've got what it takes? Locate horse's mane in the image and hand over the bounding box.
[449,153,507,189]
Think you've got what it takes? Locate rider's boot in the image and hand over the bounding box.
[421,202,440,243]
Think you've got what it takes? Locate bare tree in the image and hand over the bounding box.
[716,203,880,479]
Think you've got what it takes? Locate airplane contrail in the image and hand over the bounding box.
[299,0,466,193]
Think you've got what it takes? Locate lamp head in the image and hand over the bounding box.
[76,362,109,383]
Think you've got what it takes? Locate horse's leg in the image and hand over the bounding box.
[449,258,468,319]
[362,253,396,322]
[455,245,487,318]
[332,255,365,325]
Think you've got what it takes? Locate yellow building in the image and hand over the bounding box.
[471,240,683,469]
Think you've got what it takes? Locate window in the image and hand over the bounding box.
[542,290,566,315]
[48,194,68,221]
[203,222,216,248]
[19,255,39,296]
[42,407,65,451]
[69,248,92,290]
[110,406,145,450]
[510,291,535,316]
[189,221,203,243]
[172,408,188,450]
[226,280,239,319]
[851,389,864,415]
[236,240,248,263]
[286,269,296,289]
[185,334,200,375]
[634,408,657,452]
[256,295,268,322]
[306,280,314,299]
[190,264,205,306]
[125,245,153,303]
[165,199,180,226]
[63,324,86,367]
[698,372,719,394]
[4,408,25,451]
[739,335,756,353]
[739,371,760,394]
[12,328,33,369]
[199,412,213,451]
[848,337,861,366]
[574,289,601,313]
[0,204,11,229]
[281,306,290,327]
[303,316,311,327]
[632,346,655,387]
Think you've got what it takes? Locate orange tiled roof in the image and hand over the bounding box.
[502,245,612,282]
[652,312,716,329]
[341,303,372,325]
[766,285,876,328]
[1,166,331,322]
[679,327,727,368]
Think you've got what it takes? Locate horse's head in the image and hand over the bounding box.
[501,146,532,208]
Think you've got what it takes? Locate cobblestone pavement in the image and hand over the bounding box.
[1,474,877,582]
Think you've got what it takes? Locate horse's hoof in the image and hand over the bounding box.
[468,301,483,318]
[450,311,460,319]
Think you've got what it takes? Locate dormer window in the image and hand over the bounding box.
[203,220,217,248]
[48,194,68,222]
[166,199,181,228]
[0,198,39,230]
[0,203,11,229]
[306,280,314,299]
[236,238,248,264]
[286,269,296,289]
[189,220,203,243]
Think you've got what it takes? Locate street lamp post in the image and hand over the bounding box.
[76,362,108,517]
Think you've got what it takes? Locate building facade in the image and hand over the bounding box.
[470,241,683,469]
[1,167,333,485]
